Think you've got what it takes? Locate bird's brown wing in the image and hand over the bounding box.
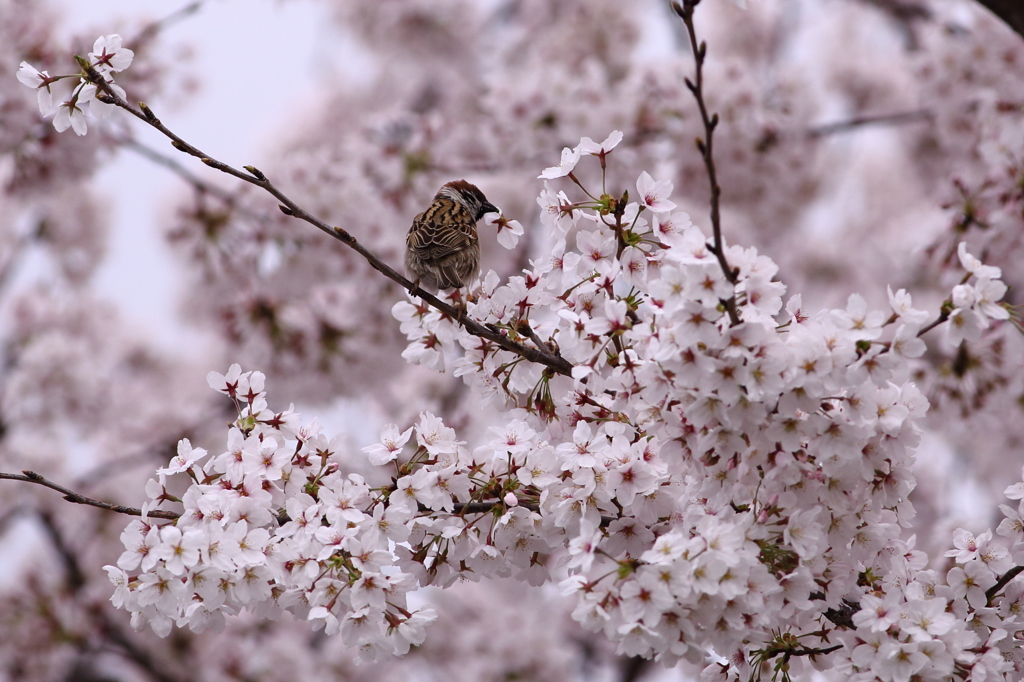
[407,197,478,260]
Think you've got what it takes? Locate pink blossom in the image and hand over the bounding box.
[636,171,677,214]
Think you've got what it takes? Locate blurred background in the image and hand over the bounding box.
[0,0,1022,679]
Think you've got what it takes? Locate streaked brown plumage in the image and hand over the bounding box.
[405,180,498,292]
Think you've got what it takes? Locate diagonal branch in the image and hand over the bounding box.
[78,61,574,378]
[0,471,180,520]
[2,470,552,524]
[35,510,189,682]
[118,136,241,207]
[986,565,1024,602]
[128,1,206,48]
[807,109,933,138]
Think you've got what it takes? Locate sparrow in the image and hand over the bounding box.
[405,180,498,293]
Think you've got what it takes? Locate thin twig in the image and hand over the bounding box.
[94,607,189,682]
[118,136,274,226]
[516,320,555,354]
[811,592,860,629]
[119,137,238,204]
[807,109,933,138]
[858,0,932,23]
[671,0,741,326]
[37,510,86,589]
[35,509,189,682]
[129,1,206,48]
[438,501,540,515]
[0,230,31,299]
[916,309,950,337]
[788,643,844,658]
[80,61,574,378]
[618,656,649,682]
[2,468,547,524]
[0,471,180,520]
[811,563,1024,633]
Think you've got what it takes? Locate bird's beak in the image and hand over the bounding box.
[482,202,500,216]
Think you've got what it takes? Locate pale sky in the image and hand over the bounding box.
[56,0,352,357]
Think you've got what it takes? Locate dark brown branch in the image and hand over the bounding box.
[0,229,30,299]
[788,643,844,658]
[516,320,556,354]
[37,510,87,590]
[3,466,545,524]
[118,137,239,205]
[79,61,574,378]
[807,109,933,138]
[974,0,1024,41]
[671,0,741,326]
[822,599,860,629]
[36,509,188,682]
[0,471,180,520]
[95,607,189,682]
[618,656,650,682]
[987,565,1024,602]
[857,0,931,48]
[810,563,1024,632]
[117,137,275,227]
[811,591,861,629]
[859,0,931,23]
[864,0,1024,43]
[128,1,206,48]
[916,308,950,337]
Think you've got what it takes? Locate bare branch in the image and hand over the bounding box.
[986,565,1024,602]
[80,62,575,378]
[0,471,180,520]
[36,510,86,589]
[117,136,276,228]
[807,109,933,138]
[0,229,31,299]
[515,320,557,354]
[859,0,931,23]
[916,308,951,337]
[128,1,206,48]
[670,0,741,326]
[789,643,844,658]
[618,656,650,682]
[118,137,239,205]
[807,562,1024,633]
[34,510,189,682]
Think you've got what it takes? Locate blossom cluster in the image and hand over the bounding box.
[7,4,1024,681]
[17,34,133,135]
[110,138,1022,679]
[826,519,1024,681]
[152,0,822,402]
[393,137,1020,677]
[107,364,565,660]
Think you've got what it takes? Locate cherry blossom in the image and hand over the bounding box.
[8,2,1024,680]
[99,139,1023,681]
[88,34,134,74]
[636,171,677,214]
[16,61,56,114]
[17,33,133,136]
[538,146,582,180]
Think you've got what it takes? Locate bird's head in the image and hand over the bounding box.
[439,180,499,221]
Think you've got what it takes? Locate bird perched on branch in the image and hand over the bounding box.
[405,180,498,294]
